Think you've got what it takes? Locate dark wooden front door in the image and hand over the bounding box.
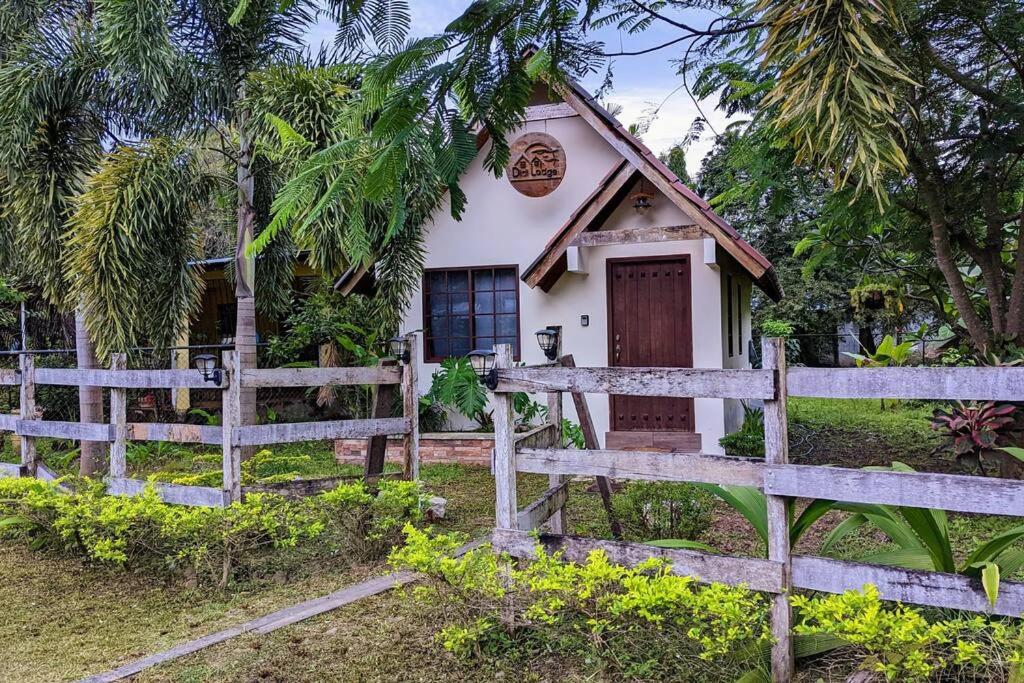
[608,256,694,432]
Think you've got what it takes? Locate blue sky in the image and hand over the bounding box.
[304,1,733,173]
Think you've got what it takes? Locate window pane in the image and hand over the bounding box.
[496,291,517,313]
[451,293,470,315]
[497,336,517,350]
[450,315,470,337]
[497,314,516,336]
[475,336,496,352]
[474,291,494,313]
[428,316,448,338]
[428,294,448,316]
[426,271,447,292]
[473,269,494,291]
[450,337,472,357]
[448,271,469,291]
[495,269,516,290]
[475,315,495,337]
[430,338,449,357]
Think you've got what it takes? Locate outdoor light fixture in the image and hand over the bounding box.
[630,179,655,216]
[193,354,222,384]
[535,327,560,361]
[388,336,411,364]
[468,349,498,390]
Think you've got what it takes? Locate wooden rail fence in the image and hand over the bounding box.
[0,334,420,507]
[488,339,1024,682]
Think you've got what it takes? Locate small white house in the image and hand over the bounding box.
[399,77,782,454]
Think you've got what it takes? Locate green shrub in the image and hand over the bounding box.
[719,430,765,457]
[761,319,793,337]
[389,526,770,680]
[0,477,426,586]
[793,585,1024,681]
[612,481,715,542]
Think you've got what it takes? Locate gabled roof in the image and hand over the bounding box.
[517,76,783,301]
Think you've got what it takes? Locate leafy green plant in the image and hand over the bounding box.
[760,319,793,337]
[844,334,914,368]
[822,463,1024,606]
[612,481,715,544]
[931,402,1018,474]
[424,357,546,431]
[188,408,221,427]
[561,419,585,449]
[389,526,771,679]
[720,402,765,457]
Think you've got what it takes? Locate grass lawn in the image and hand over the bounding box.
[2,398,1022,681]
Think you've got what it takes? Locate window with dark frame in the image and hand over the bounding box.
[423,266,520,361]
[727,274,734,358]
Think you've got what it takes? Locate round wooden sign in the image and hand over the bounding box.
[506,132,566,197]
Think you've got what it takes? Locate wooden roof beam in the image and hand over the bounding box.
[570,224,703,248]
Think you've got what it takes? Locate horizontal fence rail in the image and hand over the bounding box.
[240,366,402,388]
[494,366,776,399]
[787,366,1024,401]
[106,478,228,508]
[233,416,412,447]
[34,368,227,389]
[0,369,19,386]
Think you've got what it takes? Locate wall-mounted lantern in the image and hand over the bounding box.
[388,336,411,364]
[468,349,498,390]
[193,354,223,384]
[535,327,560,361]
[630,179,655,216]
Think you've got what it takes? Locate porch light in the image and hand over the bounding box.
[193,354,222,384]
[388,336,411,364]
[468,350,499,390]
[631,178,655,215]
[535,327,560,361]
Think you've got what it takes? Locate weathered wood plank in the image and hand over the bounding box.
[517,481,570,531]
[516,448,765,488]
[570,224,702,247]
[495,366,776,400]
[234,417,412,447]
[401,333,420,480]
[365,359,398,479]
[493,530,785,594]
[127,423,223,445]
[546,387,567,534]
[242,473,401,499]
[109,354,128,479]
[17,419,112,441]
[513,422,559,449]
[0,462,21,477]
[106,477,228,508]
[0,368,19,386]
[524,102,577,121]
[34,368,226,389]
[19,354,37,475]
[0,413,17,431]
[788,366,1024,401]
[493,345,518,529]
[239,366,401,388]
[792,556,1024,618]
[222,351,241,503]
[765,463,1024,517]
[762,337,794,682]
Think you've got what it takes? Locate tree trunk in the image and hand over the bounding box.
[75,307,106,476]
[858,324,876,355]
[1006,212,1024,337]
[235,93,258,455]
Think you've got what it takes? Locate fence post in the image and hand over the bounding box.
[365,358,398,481]
[762,337,793,681]
[401,332,420,481]
[222,350,242,504]
[18,353,37,477]
[109,353,128,479]
[493,344,517,529]
[546,388,566,534]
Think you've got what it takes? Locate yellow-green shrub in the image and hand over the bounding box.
[792,586,1024,681]
[389,526,771,679]
[0,477,426,586]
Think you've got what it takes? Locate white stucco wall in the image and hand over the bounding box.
[399,111,741,453]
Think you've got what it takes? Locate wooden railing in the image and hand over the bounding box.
[0,334,419,507]
[488,340,1024,682]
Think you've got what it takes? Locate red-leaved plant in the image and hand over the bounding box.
[931,401,1018,474]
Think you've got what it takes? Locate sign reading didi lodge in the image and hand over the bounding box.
[507,132,566,197]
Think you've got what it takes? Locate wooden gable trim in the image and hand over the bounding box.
[542,79,782,301]
[521,160,638,291]
[524,102,577,121]
[570,224,704,248]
